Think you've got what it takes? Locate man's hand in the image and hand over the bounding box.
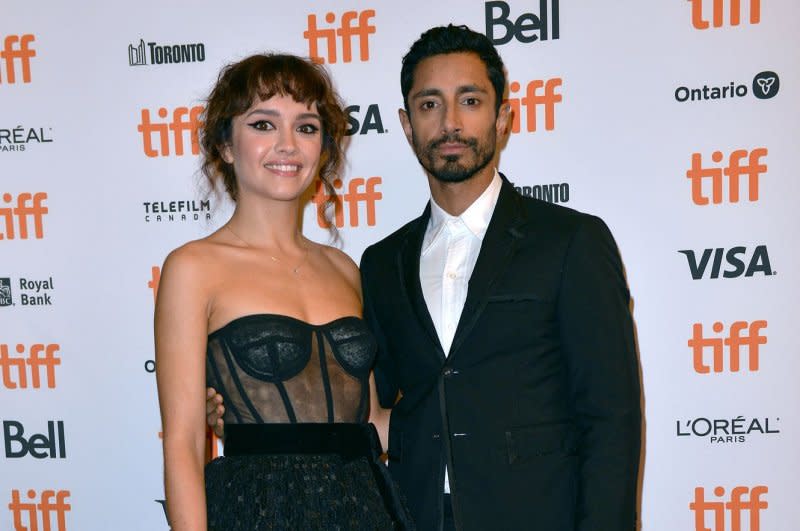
[205,387,225,438]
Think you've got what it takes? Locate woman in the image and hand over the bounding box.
[155,54,410,530]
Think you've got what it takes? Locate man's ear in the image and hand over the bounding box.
[495,102,511,137]
[398,108,414,147]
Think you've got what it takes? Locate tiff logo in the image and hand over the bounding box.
[505,78,562,133]
[137,106,203,157]
[0,343,60,389]
[304,10,376,64]
[690,485,767,531]
[148,266,161,304]
[8,489,71,531]
[1,34,36,84]
[687,148,767,205]
[689,0,761,29]
[0,192,48,240]
[689,321,767,374]
[311,177,382,228]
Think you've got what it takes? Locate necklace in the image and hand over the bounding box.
[224,224,309,275]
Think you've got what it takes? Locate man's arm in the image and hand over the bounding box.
[558,215,642,530]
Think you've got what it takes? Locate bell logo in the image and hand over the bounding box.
[137,106,203,158]
[505,78,562,133]
[311,177,382,228]
[4,420,67,459]
[689,320,767,374]
[0,343,60,389]
[688,0,761,30]
[678,245,773,279]
[690,485,767,531]
[303,10,376,64]
[0,192,48,241]
[1,34,36,85]
[687,148,767,205]
[8,489,71,531]
[485,0,560,45]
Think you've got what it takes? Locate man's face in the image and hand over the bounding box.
[400,52,508,183]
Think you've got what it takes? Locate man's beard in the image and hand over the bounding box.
[412,130,495,183]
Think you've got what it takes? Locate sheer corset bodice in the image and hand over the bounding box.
[206,314,375,425]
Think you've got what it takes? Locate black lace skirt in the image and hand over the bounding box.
[205,423,414,530]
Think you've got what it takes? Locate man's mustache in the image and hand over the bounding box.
[428,134,478,150]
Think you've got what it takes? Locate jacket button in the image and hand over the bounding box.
[443,367,458,377]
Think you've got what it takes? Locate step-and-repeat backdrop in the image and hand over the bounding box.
[2,1,797,529]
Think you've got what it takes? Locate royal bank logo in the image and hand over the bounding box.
[128,38,206,66]
[0,278,11,306]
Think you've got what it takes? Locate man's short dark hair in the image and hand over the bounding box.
[401,24,506,115]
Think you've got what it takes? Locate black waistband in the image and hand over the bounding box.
[223,422,379,460]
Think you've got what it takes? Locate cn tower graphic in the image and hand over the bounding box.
[128,39,146,66]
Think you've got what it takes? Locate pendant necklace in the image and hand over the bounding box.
[224,224,309,275]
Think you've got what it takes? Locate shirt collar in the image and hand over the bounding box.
[423,169,503,251]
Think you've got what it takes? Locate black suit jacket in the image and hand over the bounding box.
[360,178,641,531]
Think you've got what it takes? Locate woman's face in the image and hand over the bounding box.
[223,94,323,203]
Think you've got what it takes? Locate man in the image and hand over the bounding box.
[210,24,641,531]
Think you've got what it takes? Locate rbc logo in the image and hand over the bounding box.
[0,34,36,84]
[686,148,767,205]
[679,245,773,279]
[137,106,203,157]
[345,104,385,135]
[485,0,560,45]
[304,10,376,64]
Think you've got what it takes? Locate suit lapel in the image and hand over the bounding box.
[397,203,446,361]
[449,180,527,358]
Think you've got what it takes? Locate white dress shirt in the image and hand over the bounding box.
[419,170,503,492]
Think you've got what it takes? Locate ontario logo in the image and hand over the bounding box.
[675,71,779,102]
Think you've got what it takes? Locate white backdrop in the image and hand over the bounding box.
[2,1,798,530]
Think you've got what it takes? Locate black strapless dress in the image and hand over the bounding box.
[204,314,413,530]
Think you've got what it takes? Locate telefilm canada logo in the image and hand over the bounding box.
[143,199,211,223]
[675,71,779,103]
[128,39,206,66]
[0,126,53,153]
[676,416,779,444]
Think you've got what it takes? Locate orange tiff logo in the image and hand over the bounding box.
[137,105,203,157]
[1,34,36,84]
[0,192,48,240]
[689,320,766,374]
[8,489,71,531]
[505,78,562,133]
[304,10,376,64]
[689,0,761,29]
[148,266,160,304]
[690,485,768,531]
[687,148,767,205]
[311,177,382,228]
[0,343,60,389]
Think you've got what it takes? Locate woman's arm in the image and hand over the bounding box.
[155,246,210,531]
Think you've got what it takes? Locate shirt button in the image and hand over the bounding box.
[447,272,457,279]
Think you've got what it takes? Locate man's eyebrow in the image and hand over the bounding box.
[410,85,488,100]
